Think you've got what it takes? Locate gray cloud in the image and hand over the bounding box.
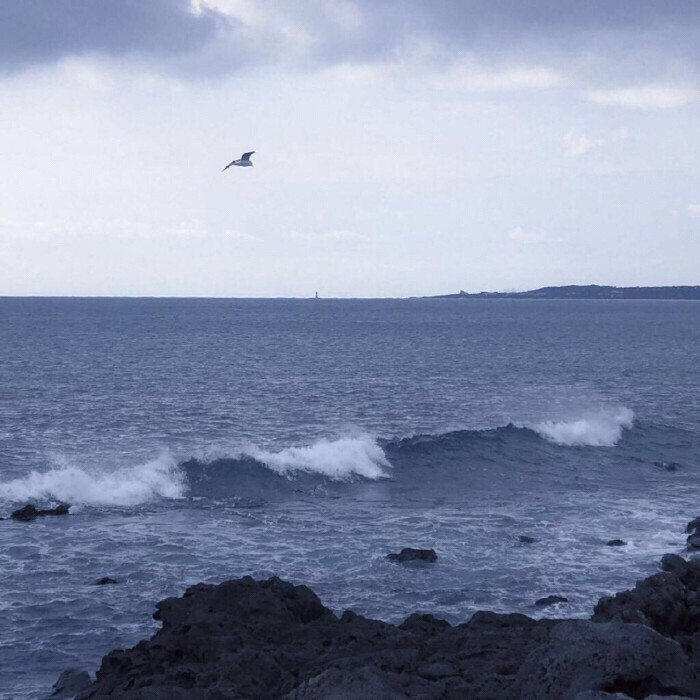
[306,1,700,77]
[0,0,235,71]
[2,0,700,82]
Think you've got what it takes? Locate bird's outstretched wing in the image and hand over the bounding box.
[222,160,236,172]
[241,151,255,160]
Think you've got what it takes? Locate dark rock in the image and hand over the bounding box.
[11,503,70,521]
[654,461,681,472]
[50,669,92,698]
[686,533,700,550]
[606,540,627,547]
[535,595,569,607]
[94,577,118,586]
[281,667,408,699]
[592,555,700,653]
[65,559,700,699]
[519,535,538,544]
[512,620,697,700]
[386,548,437,564]
[660,554,688,575]
[687,517,700,534]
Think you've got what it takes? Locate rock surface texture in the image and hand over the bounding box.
[71,553,700,700]
[10,503,70,521]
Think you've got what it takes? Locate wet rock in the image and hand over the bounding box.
[49,669,92,698]
[535,595,569,607]
[11,503,70,521]
[687,517,700,534]
[94,577,118,586]
[606,539,627,547]
[686,533,700,550]
[654,461,681,472]
[386,548,437,564]
[519,535,538,544]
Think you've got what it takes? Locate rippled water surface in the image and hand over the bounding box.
[1,298,699,699]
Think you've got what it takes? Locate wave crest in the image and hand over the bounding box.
[528,407,634,447]
[0,452,185,507]
[219,434,390,480]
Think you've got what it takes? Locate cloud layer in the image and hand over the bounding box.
[2,0,700,86]
[0,0,231,71]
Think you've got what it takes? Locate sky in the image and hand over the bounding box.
[0,0,699,297]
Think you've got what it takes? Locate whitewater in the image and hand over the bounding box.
[0,406,636,507]
[1,297,698,699]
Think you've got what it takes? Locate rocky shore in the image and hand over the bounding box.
[50,519,700,700]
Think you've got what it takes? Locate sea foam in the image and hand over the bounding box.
[0,451,185,507]
[0,435,390,507]
[244,434,390,480]
[529,406,634,447]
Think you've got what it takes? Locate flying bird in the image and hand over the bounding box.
[222,151,255,171]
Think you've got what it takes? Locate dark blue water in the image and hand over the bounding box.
[1,298,699,699]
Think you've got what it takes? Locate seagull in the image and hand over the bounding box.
[222,151,255,171]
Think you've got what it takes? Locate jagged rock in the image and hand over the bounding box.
[606,540,627,547]
[519,535,538,544]
[592,556,700,653]
[535,595,569,607]
[49,669,92,698]
[11,503,70,521]
[64,561,700,699]
[687,533,700,550]
[386,548,437,563]
[94,577,118,585]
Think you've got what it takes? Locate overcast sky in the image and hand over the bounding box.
[1,0,699,297]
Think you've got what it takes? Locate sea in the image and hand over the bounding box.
[0,297,699,699]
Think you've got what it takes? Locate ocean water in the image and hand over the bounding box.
[0,297,699,699]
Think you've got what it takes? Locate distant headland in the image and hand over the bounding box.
[429,285,700,300]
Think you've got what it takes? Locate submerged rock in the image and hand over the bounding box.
[94,577,118,586]
[66,571,700,700]
[606,539,627,547]
[10,503,70,521]
[386,548,437,564]
[654,461,681,472]
[535,595,569,607]
[518,535,538,544]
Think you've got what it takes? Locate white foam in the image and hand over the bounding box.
[529,407,634,447]
[0,451,185,506]
[244,434,390,480]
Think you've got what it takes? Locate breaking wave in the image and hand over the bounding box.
[0,408,634,507]
[528,407,634,447]
[236,434,389,480]
[0,452,185,507]
[0,435,389,507]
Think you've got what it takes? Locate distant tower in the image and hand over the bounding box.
[314,291,319,299]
